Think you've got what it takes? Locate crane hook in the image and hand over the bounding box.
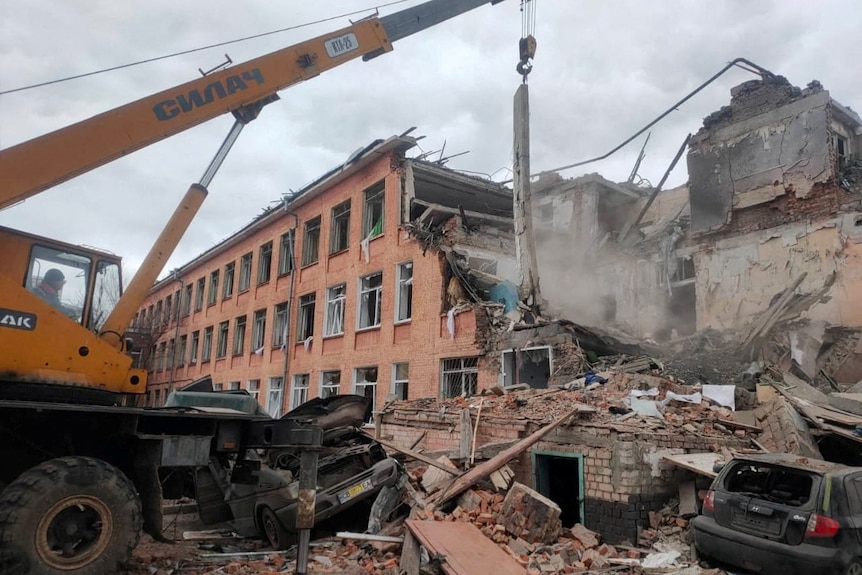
[517,35,536,79]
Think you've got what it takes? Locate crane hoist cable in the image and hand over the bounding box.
[518,0,537,80]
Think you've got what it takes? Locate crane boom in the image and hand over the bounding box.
[0,0,504,211]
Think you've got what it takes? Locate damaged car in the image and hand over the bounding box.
[188,393,404,549]
[693,453,862,575]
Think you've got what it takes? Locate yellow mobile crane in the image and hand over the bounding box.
[0,2,504,573]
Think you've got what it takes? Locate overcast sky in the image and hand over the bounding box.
[2,0,860,281]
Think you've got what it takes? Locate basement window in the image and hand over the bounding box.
[441,357,478,398]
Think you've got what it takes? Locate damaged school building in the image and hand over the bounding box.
[135,74,862,555]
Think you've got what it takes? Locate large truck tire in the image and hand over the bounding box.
[0,456,143,575]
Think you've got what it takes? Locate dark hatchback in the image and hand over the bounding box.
[693,453,862,575]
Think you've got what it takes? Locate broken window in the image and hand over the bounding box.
[296,293,315,342]
[251,309,266,351]
[358,272,382,329]
[208,270,219,306]
[232,316,246,356]
[392,362,409,400]
[330,200,351,254]
[362,182,384,238]
[723,462,815,508]
[321,370,341,398]
[835,134,849,170]
[278,230,295,276]
[258,241,273,285]
[441,357,478,398]
[190,330,200,364]
[302,216,321,266]
[246,379,260,401]
[177,335,187,367]
[290,374,309,410]
[324,284,346,337]
[396,262,413,323]
[267,376,284,418]
[239,252,253,291]
[223,261,235,299]
[216,321,229,358]
[164,295,172,324]
[183,284,192,316]
[273,302,289,348]
[202,326,213,362]
[195,277,205,311]
[671,256,696,285]
[501,347,552,389]
[354,367,378,415]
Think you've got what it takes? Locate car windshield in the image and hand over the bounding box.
[723,462,817,507]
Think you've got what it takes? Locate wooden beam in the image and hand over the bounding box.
[366,433,460,475]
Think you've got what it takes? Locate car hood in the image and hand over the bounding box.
[281,394,371,429]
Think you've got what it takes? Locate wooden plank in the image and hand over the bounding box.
[406,520,525,575]
[400,531,420,575]
[661,453,722,479]
[431,407,580,507]
[459,408,472,460]
[367,433,460,475]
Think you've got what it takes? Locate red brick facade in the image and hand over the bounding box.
[137,146,497,414]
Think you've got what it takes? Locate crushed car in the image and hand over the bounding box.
[692,453,862,575]
[168,389,404,549]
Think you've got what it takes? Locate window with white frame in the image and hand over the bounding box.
[362,182,384,238]
[278,230,295,276]
[321,370,341,398]
[291,374,309,409]
[324,284,346,337]
[296,293,315,341]
[273,302,289,348]
[501,346,552,389]
[223,261,235,299]
[239,252,253,291]
[195,277,205,311]
[228,381,241,391]
[216,321,229,358]
[246,379,259,401]
[208,270,219,306]
[358,272,382,329]
[232,315,246,356]
[354,367,378,416]
[329,200,351,254]
[258,241,273,285]
[302,216,321,266]
[267,376,285,418]
[441,357,479,398]
[213,382,223,391]
[392,363,409,400]
[190,331,200,364]
[251,309,267,351]
[395,262,413,322]
[202,326,213,362]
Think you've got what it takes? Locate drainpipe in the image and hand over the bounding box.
[281,202,299,410]
[169,269,184,392]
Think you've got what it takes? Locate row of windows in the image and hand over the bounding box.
[136,181,385,332]
[152,356,476,414]
[147,262,414,370]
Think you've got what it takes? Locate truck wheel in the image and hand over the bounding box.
[260,506,293,550]
[0,456,142,575]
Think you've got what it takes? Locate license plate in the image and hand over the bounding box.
[337,479,373,504]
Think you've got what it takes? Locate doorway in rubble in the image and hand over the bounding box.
[532,451,584,527]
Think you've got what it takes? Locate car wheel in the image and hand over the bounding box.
[260,506,292,550]
[846,560,862,575]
